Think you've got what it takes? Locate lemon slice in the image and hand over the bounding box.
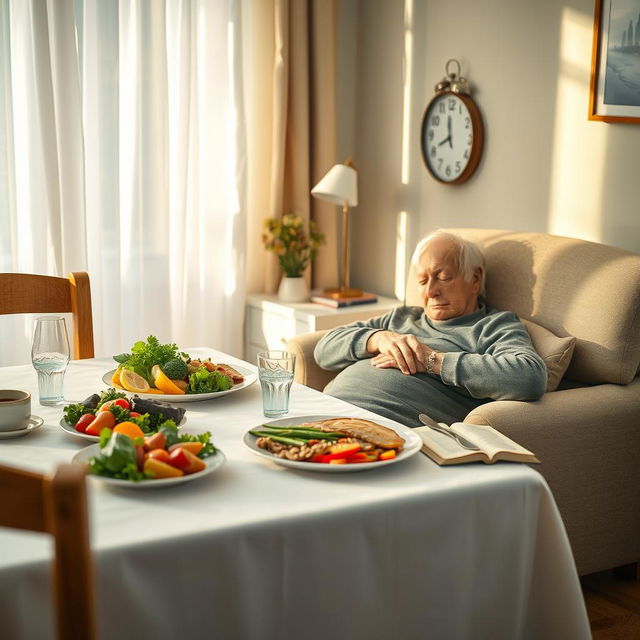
[111,367,123,387]
[120,369,151,393]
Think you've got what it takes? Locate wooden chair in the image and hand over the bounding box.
[0,272,95,359]
[0,463,95,640]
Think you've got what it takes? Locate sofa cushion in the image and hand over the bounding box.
[521,319,575,392]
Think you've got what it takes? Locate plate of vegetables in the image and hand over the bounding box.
[61,389,187,442]
[243,415,422,473]
[103,336,256,402]
[73,422,224,488]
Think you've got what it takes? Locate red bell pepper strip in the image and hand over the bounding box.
[310,443,361,463]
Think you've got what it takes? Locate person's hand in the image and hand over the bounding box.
[366,331,432,375]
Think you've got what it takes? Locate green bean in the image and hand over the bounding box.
[249,430,306,446]
[262,423,346,434]
[257,427,342,440]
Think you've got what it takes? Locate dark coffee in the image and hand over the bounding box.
[0,398,18,402]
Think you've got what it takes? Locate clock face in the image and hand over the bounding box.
[420,92,483,184]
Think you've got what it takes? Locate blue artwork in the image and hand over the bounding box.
[604,0,640,107]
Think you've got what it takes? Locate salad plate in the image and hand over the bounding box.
[73,444,226,488]
[59,415,186,443]
[102,363,257,402]
[243,415,422,473]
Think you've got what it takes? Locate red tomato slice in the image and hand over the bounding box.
[167,447,191,470]
[113,398,131,410]
[75,413,96,433]
[167,448,206,474]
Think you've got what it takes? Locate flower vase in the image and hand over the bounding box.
[277,276,309,303]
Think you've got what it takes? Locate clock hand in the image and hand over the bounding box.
[447,115,453,148]
[438,135,451,147]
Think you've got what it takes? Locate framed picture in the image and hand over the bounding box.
[589,0,640,123]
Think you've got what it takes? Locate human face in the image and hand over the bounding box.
[415,237,481,321]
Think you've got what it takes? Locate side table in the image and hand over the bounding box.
[244,293,399,363]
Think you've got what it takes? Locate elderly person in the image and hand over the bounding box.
[314,230,547,426]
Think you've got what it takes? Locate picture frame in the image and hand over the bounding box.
[589,0,640,123]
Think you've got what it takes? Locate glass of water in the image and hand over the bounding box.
[257,350,296,418]
[31,317,70,406]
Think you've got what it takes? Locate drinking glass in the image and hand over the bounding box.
[31,317,70,406]
[257,351,296,418]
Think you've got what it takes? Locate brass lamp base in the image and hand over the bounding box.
[323,287,364,299]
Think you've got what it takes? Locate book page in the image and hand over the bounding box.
[450,423,538,462]
[413,426,485,464]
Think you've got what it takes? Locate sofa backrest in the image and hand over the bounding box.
[405,229,640,385]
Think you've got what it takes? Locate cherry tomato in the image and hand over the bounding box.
[113,398,131,410]
[75,413,96,433]
[129,411,141,418]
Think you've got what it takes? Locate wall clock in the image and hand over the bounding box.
[420,59,484,185]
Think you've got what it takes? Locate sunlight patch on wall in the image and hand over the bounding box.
[401,0,413,185]
[394,0,413,300]
[395,211,408,299]
[548,8,607,243]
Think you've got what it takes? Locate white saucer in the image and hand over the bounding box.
[0,415,45,439]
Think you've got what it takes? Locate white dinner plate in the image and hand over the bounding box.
[59,415,187,442]
[73,444,226,488]
[243,415,422,473]
[0,415,45,439]
[102,364,257,402]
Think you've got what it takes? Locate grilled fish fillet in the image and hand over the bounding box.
[303,417,405,450]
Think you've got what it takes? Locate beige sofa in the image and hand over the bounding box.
[287,229,640,576]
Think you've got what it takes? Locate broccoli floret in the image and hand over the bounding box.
[160,358,188,380]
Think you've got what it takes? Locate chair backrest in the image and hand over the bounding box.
[0,463,95,640]
[406,229,640,385]
[0,272,95,359]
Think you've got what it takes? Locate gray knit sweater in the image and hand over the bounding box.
[314,304,547,427]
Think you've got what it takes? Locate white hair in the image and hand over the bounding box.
[411,230,486,296]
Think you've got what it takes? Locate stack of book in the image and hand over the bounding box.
[310,291,378,308]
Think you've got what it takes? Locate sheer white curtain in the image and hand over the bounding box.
[0,0,246,365]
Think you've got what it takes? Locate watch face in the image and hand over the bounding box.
[421,93,478,183]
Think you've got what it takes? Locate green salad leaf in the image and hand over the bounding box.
[187,368,232,394]
[113,336,189,385]
[88,431,149,481]
[63,403,93,426]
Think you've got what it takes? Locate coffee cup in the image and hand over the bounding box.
[0,390,32,432]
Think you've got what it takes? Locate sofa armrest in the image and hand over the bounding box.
[286,330,337,391]
[466,379,640,575]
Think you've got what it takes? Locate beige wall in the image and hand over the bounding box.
[338,0,640,299]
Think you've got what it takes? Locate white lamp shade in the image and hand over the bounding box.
[311,164,358,207]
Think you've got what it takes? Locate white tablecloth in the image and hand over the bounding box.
[0,351,590,640]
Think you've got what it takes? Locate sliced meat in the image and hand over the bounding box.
[303,417,405,450]
[215,364,244,384]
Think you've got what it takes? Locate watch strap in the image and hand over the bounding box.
[426,351,438,374]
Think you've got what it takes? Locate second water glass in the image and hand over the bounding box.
[31,317,70,406]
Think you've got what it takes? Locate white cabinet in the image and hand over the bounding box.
[244,293,399,363]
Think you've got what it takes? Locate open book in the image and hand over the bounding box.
[415,422,539,465]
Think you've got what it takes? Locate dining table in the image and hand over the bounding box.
[0,348,590,640]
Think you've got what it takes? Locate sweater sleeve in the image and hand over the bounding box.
[313,311,394,371]
[439,313,547,401]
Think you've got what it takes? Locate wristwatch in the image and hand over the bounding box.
[426,351,438,374]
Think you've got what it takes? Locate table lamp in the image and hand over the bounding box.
[311,158,363,298]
